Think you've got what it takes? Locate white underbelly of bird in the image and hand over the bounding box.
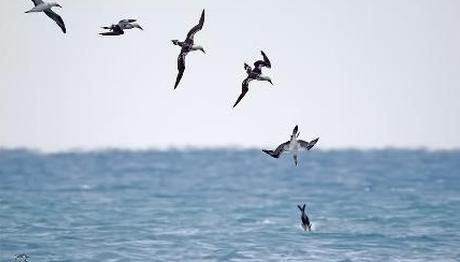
[26,3,52,13]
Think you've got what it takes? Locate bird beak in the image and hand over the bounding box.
[57,4,62,8]
[138,25,144,30]
[201,49,206,54]
[269,80,273,85]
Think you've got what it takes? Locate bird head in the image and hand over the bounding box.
[133,23,144,30]
[261,76,273,85]
[195,45,206,54]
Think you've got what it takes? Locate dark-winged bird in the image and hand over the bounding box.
[262,125,319,166]
[233,51,273,108]
[172,9,206,89]
[100,19,143,36]
[297,204,312,231]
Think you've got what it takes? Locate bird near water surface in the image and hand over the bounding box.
[263,125,319,166]
[297,204,312,231]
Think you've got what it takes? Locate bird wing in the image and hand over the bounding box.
[99,31,123,36]
[112,25,124,34]
[298,137,319,150]
[44,9,66,33]
[262,141,290,158]
[233,78,250,108]
[174,51,187,89]
[304,215,310,226]
[118,19,136,25]
[186,9,205,41]
[244,63,252,74]
[254,50,271,69]
[31,0,44,6]
[292,125,299,136]
[100,25,124,36]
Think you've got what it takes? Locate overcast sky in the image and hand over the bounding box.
[1,0,459,151]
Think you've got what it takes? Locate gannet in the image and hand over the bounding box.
[172,9,206,89]
[233,51,273,108]
[297,204,312,231]
[262,125,319,166]
[100,19,143,36]
[25,0,66,33]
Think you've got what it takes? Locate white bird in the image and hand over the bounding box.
[25,0,66,33]
[263,125,319,166]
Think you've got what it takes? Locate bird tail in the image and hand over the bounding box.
[172,40,180,46]
[297,204,305,212]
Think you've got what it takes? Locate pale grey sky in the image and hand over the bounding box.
[1,0,459,151]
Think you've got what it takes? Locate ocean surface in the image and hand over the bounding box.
[0,149,459,261]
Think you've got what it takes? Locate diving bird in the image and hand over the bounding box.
[172,9,206,89]
[100,19,143,36]
[14,253,30,262]
[233,51,273,108]
[25,0,66,33]
[297,204,312,231]
[262,125,319,166]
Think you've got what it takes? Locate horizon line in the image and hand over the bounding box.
[1,145,459,155]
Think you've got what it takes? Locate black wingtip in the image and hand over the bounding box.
[200,9,205,21]
[311,137,320,145]
[174,79,179,89]
[293,125,299,134]
[262,149,274,157]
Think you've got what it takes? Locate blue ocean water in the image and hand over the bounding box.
[0,149,459,261]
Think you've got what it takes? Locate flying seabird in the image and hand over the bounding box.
[25,0,66,33]
[100,19,143,36]
[262,125,319,166]
[172,9,206,89]
[232,51,273,108]
[297,204,312,231]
